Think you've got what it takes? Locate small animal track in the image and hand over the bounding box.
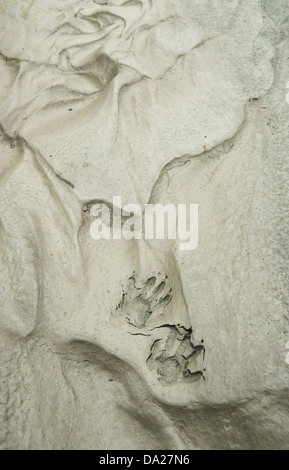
[117,273,172,328]
[117,273,205,384]
[147,324,205,385]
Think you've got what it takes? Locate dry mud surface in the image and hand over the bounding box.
[0,0,289,449]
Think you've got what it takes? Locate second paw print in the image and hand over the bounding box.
[117,273,172,328]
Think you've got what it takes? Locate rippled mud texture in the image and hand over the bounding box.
[0,0,289,450]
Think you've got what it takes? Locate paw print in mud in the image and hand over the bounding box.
[117,273,172,328]
[117,272,206,385]
[146,324,205,384]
